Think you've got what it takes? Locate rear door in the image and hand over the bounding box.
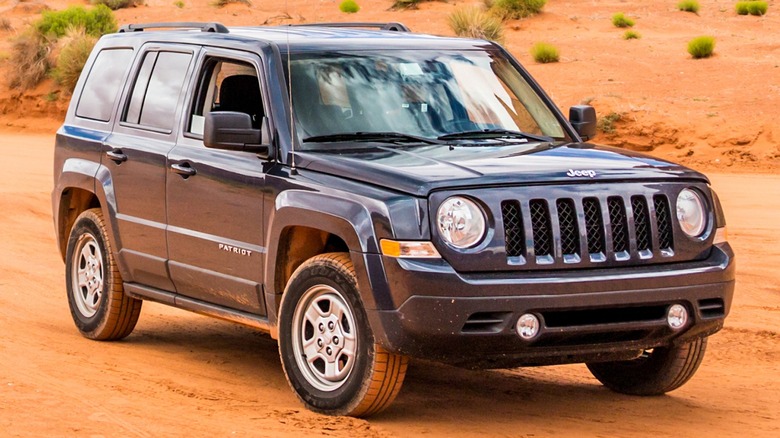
[103,44,197,291]
[165,48,270,314]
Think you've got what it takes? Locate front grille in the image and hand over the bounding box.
[654,195,674,250]
[501,193,678,267]
[529,200,553,258]
[501,201,524,257]
[583,197,605,255]
[557,199,580,257]
[632,195,652,252]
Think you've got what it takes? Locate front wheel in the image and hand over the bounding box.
[65,208,142,340]
[278,253,408,417]
[586,337,708,395]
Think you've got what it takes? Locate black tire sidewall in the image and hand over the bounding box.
[65,212,112,334]
[278,259,374,414]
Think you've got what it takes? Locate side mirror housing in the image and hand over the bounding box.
[204,111,271,156]
[569,105,597,142]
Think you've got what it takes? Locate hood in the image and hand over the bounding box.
[294,142,709,196]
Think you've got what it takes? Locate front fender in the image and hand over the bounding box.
[264,189,393,330]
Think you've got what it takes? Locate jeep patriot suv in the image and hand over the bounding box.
[53,22,735,416]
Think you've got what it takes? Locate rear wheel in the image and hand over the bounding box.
[586,337,708,395]
[278,253,408,417]
[65,208,142,340]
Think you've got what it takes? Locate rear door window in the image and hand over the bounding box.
[123,51,193,132]
[75,48,134,122]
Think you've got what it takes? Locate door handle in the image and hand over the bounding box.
[105,150,127,164]
[170,163,197,178]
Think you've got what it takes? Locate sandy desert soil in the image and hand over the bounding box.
[0,134,778,436]
[0,0,779,436]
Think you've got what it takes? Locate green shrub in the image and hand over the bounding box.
[530,42,559,63]
[90,0,143,10]
[677,0,700,13]
[174,0,185,7]
[687,36,715,59]
[449,7,505,43]
[211,0,251,7]
[736,1,750,14]
[490,0,547,20]
[611,13,635,28]
[8,31,52,90]
[52,27,98,93]
[747,1,768,15]
[339,0,360,13]
[736,1,767,15]
[36,5,117,38]
[623,30,641,40]
[597,112,621,134]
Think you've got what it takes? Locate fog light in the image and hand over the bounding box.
[667,304,688,330]
[516,314,540,340]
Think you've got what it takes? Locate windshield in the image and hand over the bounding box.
[288,50,569,149]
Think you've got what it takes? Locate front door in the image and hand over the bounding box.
[165,51,270,314]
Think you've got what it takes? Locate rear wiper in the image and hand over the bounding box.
[303,132,442,145]
[437,129,553,143]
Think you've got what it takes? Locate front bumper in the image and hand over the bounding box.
[361,243,735,368]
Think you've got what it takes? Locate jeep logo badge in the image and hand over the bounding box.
[567,169,597,178]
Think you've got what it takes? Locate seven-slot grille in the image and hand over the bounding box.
[502,194,674,265]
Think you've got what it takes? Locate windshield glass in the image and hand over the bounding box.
[288,50,569,149]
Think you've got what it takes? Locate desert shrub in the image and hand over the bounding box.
[597,112,621,134]
[747,1,768,15]
[490,0,547,20]
[735,1,750,14]
[211,0,251,7]
[611,13,635,28]
[687,36,715,59]
[736,1,767,15]
[391,0,433,10]
[530,42,559,63]
[449,7,505,43]
[174,0,185,7]
[0,17,12,32]
[91,0,143,10]
[339,0,360,13]
[8,32,52,90]
[36,5,117,38]
[623,30,641,40]
[52,27,98,93]
[677,0,700,13]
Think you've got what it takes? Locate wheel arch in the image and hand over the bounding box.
[264,190,387,334]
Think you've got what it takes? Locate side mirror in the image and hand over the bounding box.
[569,105,597,142]
[204,111,271,156]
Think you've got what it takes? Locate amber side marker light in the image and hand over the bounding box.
[380,240,441,258]
[713,227,728,244]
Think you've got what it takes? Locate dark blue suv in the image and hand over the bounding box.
[52,22,735,416]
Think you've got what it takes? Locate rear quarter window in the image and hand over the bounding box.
[75,48,134,122]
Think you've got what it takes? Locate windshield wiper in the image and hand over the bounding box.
[437,129,553,143]
[303,132,442,145]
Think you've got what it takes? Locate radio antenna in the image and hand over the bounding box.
[286,7,297,175]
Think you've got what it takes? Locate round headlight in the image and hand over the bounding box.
[437,196,486,249]
[677,188,706,237]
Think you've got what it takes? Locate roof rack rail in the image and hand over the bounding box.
[119,22,229,34]
[294,22,410,32]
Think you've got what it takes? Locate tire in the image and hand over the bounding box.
[65,208,142,340]
[586,337,708,396]
[278,253,408,417]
